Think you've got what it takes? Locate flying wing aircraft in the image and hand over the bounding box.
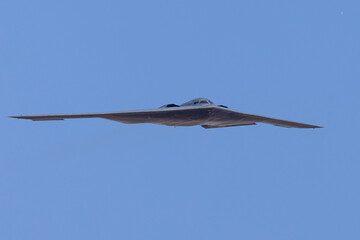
[9,98,322,129]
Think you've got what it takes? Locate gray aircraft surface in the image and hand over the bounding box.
[10,98,322,129]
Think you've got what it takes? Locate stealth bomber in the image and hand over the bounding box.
[10,98,322,129]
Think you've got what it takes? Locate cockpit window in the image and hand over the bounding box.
[180,98,214,107]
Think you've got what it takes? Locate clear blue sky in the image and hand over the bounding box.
[1,0,359,239]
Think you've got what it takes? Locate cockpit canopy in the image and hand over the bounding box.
[180,98,214,107]
[159,98,219,108]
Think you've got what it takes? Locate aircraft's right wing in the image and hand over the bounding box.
[9,106,213,126]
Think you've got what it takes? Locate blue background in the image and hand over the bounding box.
[1,0,359,239]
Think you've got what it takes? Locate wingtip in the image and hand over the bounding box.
[9,115,33,120]
[310,125,323,129]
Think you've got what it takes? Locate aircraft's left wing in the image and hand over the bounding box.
[246,113,322,128]
[206,107,322,129]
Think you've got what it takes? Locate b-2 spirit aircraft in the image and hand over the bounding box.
[10,98,322,129]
